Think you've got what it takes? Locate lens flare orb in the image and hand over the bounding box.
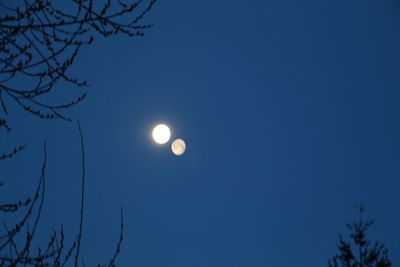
[171,139,186,156]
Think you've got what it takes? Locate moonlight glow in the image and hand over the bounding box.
[171,139,186,156]
[152,124,171,144]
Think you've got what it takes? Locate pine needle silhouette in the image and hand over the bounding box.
[328,205,392,267]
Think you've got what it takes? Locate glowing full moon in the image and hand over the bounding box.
[171,139,186,156]
[152,124,171,144]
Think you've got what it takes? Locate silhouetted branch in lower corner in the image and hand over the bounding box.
[74,121,86,267]
[0,144,27,161]
[328,205,392,267]
[105,208,124,267]
[0,122,125,266]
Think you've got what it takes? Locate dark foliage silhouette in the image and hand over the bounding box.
[328,206,392,267]
[0,0,155,157]
[1,0,154,266]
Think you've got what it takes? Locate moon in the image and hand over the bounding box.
[171,139,186,156]
[152,124,171,144]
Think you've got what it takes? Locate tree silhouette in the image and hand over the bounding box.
[328,206,392,267]
[1,0,155,158]
[1,0,155,266]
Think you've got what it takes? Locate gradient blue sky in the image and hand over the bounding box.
[2,0,400,266]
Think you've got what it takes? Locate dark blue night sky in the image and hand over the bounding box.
[2,0,400,266]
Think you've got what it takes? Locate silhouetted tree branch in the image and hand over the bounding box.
[0,0,155,159]
[1,0,154,265]
[1,123,125,266]
[328,205,392,267]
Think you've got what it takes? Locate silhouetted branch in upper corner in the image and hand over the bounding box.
[1,1,154,265]
[1,0,155,160]
[0,0,156,127]
[328,205,392,267]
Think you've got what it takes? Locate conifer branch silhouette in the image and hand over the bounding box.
[328,205,392,267]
